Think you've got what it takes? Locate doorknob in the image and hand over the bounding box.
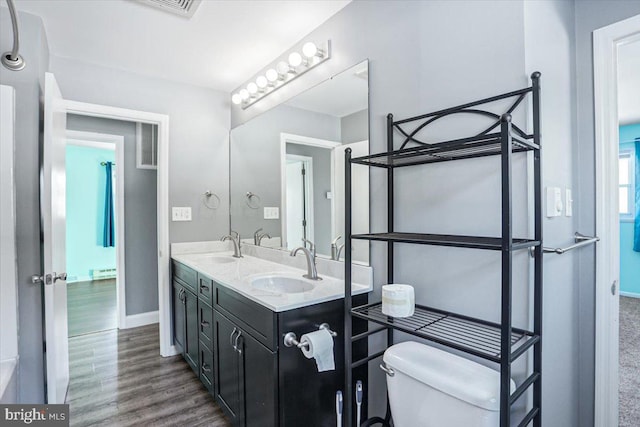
[31,272,67,285]
[53,272,67,282]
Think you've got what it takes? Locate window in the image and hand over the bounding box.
[619,148,635,220]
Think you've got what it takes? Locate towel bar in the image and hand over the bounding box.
[530,232,599,256]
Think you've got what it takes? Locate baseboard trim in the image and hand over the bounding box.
[620,291,640,299]
[122,311,159,329]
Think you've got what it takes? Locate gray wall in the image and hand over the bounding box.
[66,115,159,315]
[230,1,587,425]
[341,109,368,144]
[230,104,340,242]
[0,8,49,404]
[573,2,640,426]
[285,143,333,254]
[49,56,231,244]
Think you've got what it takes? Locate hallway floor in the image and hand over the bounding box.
[620,296,640,426]
[66,324,230,427]
[67,279,117,337]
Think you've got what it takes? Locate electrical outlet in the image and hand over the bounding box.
[172,207,192,221]
[264,207,279,219]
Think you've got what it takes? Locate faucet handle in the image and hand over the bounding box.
[254,228,263,237]
[301,238,316,257]
[332,235,343,246]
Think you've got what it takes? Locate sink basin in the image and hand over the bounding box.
[250,276,314,294]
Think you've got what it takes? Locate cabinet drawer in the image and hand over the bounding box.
[199,302,213,349]
[214,284,276,350]
[197,274,213,306]
[172,260,197,293]
[200,340,214,394]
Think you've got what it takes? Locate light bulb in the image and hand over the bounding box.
[256,76,268,89]
[266,68,279,82]
[247,82,258,94]
[239,89,249,100]
[231,93,242,105]
[276,61,290,75]
[302,42,318,58]
[288,52,302,67]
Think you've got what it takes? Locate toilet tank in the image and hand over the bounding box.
[383,342,515,427]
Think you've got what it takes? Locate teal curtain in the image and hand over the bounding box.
[103,162,115,247]
[635,140,640,252]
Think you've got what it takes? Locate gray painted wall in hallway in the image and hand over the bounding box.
[573,2,640,426]
[0,8,49,404]
[49,56,231,244]
[66,115,159,315]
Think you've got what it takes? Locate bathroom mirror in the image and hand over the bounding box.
[230,60,370,264]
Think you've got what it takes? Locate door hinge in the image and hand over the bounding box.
[611,280,617,296]
[301,168,306,176]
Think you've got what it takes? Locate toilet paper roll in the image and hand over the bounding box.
[300,328,335,372]
[382,284,415,318]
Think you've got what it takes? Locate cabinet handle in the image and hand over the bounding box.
[202,363,211,373]
[200,284,209,293]
[230,327,238,348]
[200,321,210,328]
[234,331,242,354]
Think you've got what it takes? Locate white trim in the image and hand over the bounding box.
[620,291,640,299]
[63,100,174,357]
[593,14,640,427]
[280,133,341,249]
[618,147,635,221]
[65,130,126,330]
[122,311,159,329]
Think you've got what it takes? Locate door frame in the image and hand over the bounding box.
[66,130,126,330]
[279,133,341,248]
[64,100,175,357]
[593,13,640,427]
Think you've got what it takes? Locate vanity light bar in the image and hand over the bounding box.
[231,40,331,109]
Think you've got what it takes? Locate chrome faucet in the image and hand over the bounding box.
[222,231,242,258]
[331,236,343,261]
[290,239,321,280]
[253,228,271,246]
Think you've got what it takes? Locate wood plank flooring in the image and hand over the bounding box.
[67,279,117,337]
[67,324,230,427]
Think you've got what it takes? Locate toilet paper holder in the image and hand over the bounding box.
[283,323,337,349]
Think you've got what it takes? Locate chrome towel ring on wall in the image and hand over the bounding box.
[246,191,261,209]
[203,190,221,210]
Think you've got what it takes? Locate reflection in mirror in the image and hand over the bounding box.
[230,60,369,264]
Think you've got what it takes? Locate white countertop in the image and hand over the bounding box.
[172,251,372,312]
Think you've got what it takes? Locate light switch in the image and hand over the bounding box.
[546,187,563,218]
[565,188,573,217]
[172,207,192,221]
[326,191,333,199]
[264,207,279,219]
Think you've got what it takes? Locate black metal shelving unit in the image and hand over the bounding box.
[344,72,543,427]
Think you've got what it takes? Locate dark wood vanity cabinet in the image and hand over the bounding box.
[215,311,277,427]
[171,260,367,427]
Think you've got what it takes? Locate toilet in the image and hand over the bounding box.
[382,341,516,427]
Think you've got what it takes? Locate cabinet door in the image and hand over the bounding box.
[184,289,199,373]
[215,312,241,425]
[172,281,185,354]
[237,330,277,427]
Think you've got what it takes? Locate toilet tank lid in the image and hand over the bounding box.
[383,341,515,412]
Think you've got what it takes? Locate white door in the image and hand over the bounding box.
[286,160,305,249]
[42,72,69,403]
[334,140,369,263]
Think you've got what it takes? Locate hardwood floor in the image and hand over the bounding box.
[67,324,230,427]
[67,279,117,337]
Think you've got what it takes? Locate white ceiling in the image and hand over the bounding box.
[286,61,368,117]
[618,40,640,125]
[14,0,350,92]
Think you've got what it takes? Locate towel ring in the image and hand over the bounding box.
[203,191,221,210]
[246,191,261,209]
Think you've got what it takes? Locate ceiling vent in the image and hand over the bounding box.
[136,0,202,18]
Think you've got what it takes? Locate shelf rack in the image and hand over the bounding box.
[344,72,543,427]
